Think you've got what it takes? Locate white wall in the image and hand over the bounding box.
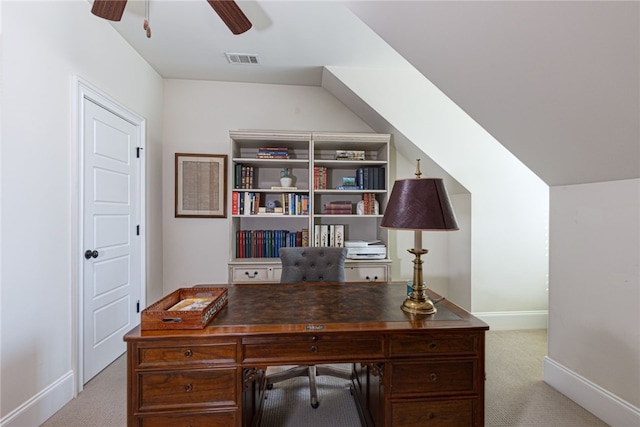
[0,1,163,425]
[324,65,549,326]
[161,79,374,293]
[545,179,640,425]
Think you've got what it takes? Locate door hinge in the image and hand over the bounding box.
[136,225,140,236]
[136,147,143,158]
[136,300,140,313]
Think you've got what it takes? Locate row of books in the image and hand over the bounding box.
[313,166,385,190]
[232,192,309,215]
[257,147,289,159]
[357,167,385,190]
[313,166,328,189]
[361,193,378,215]
[313,224,345,247]
[236,229,308,258]
[233,164,254,189]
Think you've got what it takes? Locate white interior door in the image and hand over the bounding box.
[82,98,141,382]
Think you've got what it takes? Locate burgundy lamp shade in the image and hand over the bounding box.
[381,178,459,231]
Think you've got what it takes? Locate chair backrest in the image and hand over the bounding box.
[279,247,348,283]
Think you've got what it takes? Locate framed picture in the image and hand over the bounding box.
[175,153,227,218]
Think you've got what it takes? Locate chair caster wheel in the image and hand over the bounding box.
[311,402,319,409]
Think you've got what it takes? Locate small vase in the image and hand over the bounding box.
[280,168,293,187]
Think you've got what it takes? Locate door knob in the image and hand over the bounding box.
[84,250,99,259]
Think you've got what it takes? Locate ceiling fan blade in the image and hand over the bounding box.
[91,0,128,22]
[207,0,252,35]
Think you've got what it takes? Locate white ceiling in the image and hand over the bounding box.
[103,0,639,187]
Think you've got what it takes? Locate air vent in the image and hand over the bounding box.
[225,53,260,65]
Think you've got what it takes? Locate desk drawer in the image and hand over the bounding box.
[243,334,384,363]
[390,333,479,357]
[138,343,237,367]
[391,398,477,427]
[391,360,477,395]
[139,368,237,410]
[139,410,237,427]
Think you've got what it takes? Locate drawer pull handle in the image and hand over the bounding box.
[310,345,318,353]
[184,349,193,357]
[245,271,259,278]
[184,383,193,392]
[311,336,318,342]
[429,373,438,382]
[429,342,437,350]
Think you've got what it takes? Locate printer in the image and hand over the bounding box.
[345,240,387,260]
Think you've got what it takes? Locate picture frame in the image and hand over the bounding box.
[175,153,227,218]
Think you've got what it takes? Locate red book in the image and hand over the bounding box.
[232,192,239,215]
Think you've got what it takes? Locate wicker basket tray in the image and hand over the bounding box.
[141,287,228,330]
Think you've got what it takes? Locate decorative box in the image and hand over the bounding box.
[141,287,228,330]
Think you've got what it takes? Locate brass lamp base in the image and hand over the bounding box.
[401,248,437,315]
[401,292,437,315]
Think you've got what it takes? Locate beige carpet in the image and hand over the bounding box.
[485,330,607,426]
[41,330,609,427]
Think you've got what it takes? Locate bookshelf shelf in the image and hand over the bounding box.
[228,130,391,284]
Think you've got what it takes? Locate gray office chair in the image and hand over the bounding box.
[266,246,352,408]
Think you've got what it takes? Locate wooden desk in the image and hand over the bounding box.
[124,282,489,426]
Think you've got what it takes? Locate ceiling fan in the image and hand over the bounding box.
[91,0,252,35]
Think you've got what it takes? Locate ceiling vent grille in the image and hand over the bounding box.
[225,53,260,65]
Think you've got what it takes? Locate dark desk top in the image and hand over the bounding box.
[126,282,488,339]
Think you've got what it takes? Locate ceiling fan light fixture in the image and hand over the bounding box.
[225,53,261,65]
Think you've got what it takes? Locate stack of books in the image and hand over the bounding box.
[257,147,289,159]
[323,201,353,215]
[335,150,365,161]
[336,176,362,190]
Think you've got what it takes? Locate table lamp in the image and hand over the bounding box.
[381,160,459,315]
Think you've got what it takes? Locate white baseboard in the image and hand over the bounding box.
[0,371,74,427]
[472,310,548,330]
[544,356,640,427]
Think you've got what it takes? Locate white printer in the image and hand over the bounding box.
[345,240,387,260]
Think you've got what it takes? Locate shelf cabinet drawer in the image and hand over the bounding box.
[345,265,388,282]
[139,410,237,427]
[230,266,281,283]
[138,343,237,367]
[139,368,237,410]
[391,398,477,427]
[391,361,477,395]
[243,334,384,363]
[390,333,480,357]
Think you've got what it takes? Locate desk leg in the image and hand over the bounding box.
[352,362,382,426]
[242,367,266,427]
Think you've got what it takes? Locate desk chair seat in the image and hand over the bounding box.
[266,247,351,408]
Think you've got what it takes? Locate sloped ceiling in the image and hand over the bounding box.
[102,0,639,187]
[346,0,639,186]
